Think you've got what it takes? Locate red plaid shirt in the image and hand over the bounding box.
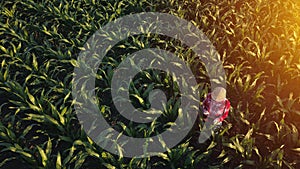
[202,93,230,122]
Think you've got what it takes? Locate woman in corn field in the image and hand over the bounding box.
[202,87,231,132]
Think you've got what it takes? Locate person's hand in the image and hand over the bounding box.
[203,110,209,116]
[203,110,209,121]
[213,118,220,124]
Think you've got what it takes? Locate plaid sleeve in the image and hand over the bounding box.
[202,93,211,112]
[219,99,231,122]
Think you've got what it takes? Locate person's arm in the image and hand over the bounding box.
[202,94,211,119]
[218,100,231,122]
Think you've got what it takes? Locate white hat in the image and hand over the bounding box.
[211,87,226,102]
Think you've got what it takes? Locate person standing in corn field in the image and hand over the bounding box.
[202,87,231,132]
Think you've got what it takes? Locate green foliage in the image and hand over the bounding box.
[1,0,300,168]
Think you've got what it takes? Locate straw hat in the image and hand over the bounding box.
[211,87,226,102]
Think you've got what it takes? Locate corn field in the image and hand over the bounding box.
[0,0,300,168]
